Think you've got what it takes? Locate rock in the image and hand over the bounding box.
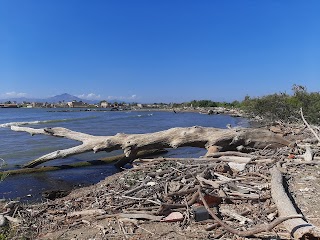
[42,190,71,200]
[5,215,22,224]
[168,181,181,192]
[207,109,214,115]
[0,214,7,227]
[192,205,210,222]
[270,126,283,134]
[228,162,247,172]
[206,146,220,155]
[146,181,157,186]
[162,212,184,222]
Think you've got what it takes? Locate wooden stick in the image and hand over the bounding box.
[198,187,302,237]
[300,108,320,143]
[270,166,320,239]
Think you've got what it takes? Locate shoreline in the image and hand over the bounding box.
[0,110,254,202]
[2,120,320,239]
[121,106,246,117]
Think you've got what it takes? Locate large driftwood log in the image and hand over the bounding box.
[270,166,320,239]
[11,125,292,168]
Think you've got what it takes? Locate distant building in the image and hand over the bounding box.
[0,103,18,108]
[67,101,87,108]
[100,101,109,108]
[137,103,144,108]
[32,102,43,108]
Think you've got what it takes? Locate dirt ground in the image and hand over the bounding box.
[288,164,320,228]
[1,161,318,240]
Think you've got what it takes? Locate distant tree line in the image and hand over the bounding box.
[172,100,241,108]
[172,85,320,124]
[240,85,320,124]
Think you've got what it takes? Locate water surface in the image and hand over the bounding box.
[0,108,248,201]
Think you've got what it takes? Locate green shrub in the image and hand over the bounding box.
[240,85,320,124]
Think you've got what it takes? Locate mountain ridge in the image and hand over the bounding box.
[0,93,101,104]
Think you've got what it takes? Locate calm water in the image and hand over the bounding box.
[0,108,249,201]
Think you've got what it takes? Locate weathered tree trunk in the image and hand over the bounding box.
[11,126,292,168]
[270,166,320,239]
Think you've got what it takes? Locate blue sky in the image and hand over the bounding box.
[1,1,320,103]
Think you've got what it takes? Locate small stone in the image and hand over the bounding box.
[0,214,7,227]
[146,181,157,186]
[168,181,181,192]
[162,212,184,222]
[193,206,210,222]
[228,162,247,172]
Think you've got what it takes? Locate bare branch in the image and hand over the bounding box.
[198,187,302,237]
[300,108,320,143]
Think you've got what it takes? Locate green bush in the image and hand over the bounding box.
[240,85,320,124]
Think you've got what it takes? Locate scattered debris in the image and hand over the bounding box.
[2,119,320,239]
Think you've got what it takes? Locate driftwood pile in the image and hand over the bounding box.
[2,110,320,239]
[2,146,319,239]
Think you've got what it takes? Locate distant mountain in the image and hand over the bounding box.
[46,93,83,103]
[0,93,99,104]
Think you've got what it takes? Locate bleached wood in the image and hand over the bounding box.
[300,108,320,143]
[11,126,291,168]
[270,166,320,239]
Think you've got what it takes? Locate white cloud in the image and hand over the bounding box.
[106,94,138,101]
[1,92,27,98]
[77,93,101,100]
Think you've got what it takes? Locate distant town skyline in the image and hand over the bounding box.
[1,1,320,103]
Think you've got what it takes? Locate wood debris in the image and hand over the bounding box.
[2,118,320,239]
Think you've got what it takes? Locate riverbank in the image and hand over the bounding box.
[41,105,247,118]
[131,106,246,117]
[2,121,320,239]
